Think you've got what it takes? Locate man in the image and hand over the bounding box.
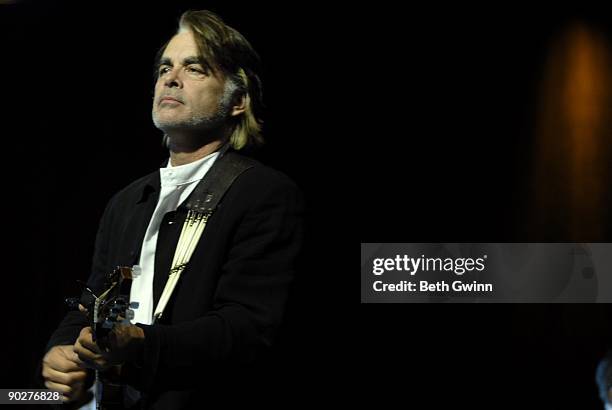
[41,10,303,409]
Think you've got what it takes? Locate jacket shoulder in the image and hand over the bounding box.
[102,169,159,216]
[217,154,303,217]
[234,161,300,203]
[232,154,299,192]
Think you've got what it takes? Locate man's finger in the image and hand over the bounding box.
[44,356,81,373]
[42,366,87,386]
[74,342,103,365]
[44,381,83,404]
[78,328,101,354]
[70,350,84,365]
[74,343,103,361]
[44,380,72,395]
[74,340,108,370]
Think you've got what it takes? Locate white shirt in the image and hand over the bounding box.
[129,147,225,325]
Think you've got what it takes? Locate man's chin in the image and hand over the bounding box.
[152,118,189,132]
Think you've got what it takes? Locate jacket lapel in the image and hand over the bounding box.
[117,172,160,267]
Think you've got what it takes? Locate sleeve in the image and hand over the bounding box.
[44,194,117,352]
[596,350,612,407]
[134,175,305,392]
[605,349,612,391]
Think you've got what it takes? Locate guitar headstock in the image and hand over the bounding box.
[66,266,140,347]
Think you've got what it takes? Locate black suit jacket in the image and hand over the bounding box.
[45,152,304,408]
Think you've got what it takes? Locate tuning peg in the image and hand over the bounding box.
[65,297,80,311]
[131,265,142,278]
[125,309,135,320]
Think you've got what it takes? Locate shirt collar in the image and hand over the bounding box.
[159,144,229,188]
[138,144,231,203]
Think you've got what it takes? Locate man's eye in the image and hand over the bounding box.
[186,66,205,74]
[158,66,171,76]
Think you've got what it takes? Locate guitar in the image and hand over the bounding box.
[66,266,140,410]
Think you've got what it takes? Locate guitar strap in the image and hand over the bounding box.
[152,149,257,323]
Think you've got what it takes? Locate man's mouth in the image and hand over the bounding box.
[160,96,183,104]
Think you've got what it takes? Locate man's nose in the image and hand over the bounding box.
[164,68,183,88]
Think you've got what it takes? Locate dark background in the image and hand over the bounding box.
[2,1,612,409]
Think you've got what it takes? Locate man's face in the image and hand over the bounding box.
[152,30,232,134]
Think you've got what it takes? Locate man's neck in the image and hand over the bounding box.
[169,139,224,167]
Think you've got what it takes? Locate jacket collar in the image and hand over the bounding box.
[138,169,161,205]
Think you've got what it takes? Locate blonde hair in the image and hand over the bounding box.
[227,67,262,149]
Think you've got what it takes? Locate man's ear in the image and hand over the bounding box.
[231,94,248,117]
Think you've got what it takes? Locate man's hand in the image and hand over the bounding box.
[106,323,145,365]
[42,345,92,404]
[74,327,110,371]
[75,325,145,368]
